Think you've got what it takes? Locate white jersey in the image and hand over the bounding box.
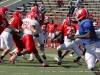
[95,28,100,39]
[31,19,42,34]
[22,18,39,34]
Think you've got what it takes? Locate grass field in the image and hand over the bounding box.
[0,47,99,75]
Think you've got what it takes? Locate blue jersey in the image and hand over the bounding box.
[78,19,100,45]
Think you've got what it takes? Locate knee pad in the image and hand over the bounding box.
[40,44,44,47]
[87,63,95,70]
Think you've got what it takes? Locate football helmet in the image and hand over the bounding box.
[26,12,39,20]
[76,8,89,21]
[0,6,8,18]
[31,6,38,12]
[13,10,20,17]
[62,17,72,25]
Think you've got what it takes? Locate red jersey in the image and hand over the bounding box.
[39,13,45,26]
[73,23,78,30]
[9,16,22,29]
[0,14,9,34]
[41,24,46,32]
[47,23,57,33]
[59,24,76,36]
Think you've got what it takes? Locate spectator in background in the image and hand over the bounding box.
[38,1,45,13]
[56,0,63,8]
[67,3,75,17]
[20,4,27,16]
[68,0,76,7]
[20,4,27,12]
[75,0,83,6]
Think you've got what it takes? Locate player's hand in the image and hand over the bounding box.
[34,33,39,37]
[74,35,78,39]
[18,29,23,33]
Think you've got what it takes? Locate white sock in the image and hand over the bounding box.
[54,43,56,47]
[51,43,53,47]
[30,53,34,59]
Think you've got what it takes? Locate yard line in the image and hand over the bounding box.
[13,73,29,75]
[5,0,21,7]
[0,0,9,4]
[0,66,61,68]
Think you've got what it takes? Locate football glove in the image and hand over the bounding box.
[34,33,39,37]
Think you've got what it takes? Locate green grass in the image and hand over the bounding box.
[0,48,99,75]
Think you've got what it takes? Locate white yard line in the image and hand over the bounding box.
[6,0,21,7]
[0,0,9,4]
[13,73,29,75]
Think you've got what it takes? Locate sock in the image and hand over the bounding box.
[41,50,45,54]
[51,43,52,47]
[17,53,22,56]
[0,54,5,59]
[71,51,75,55]
[76,56,81,61]
[38,59,43,64]
[30,53,34,59]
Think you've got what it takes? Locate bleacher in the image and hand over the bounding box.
[8,0,100,22]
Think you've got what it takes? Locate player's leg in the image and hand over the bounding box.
[55,43,68,65]
[85,42,100,75]
[85,50,100,75]
[44,31,48,47]
[61,50,70,59]
[49,33,53,48]
[38,33,47,60]
[0,32,13,61]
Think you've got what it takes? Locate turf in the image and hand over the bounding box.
[0,48,99,75]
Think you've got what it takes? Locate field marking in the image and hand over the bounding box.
[0,0,9,4]
[44,54,76,58]
[6,0,21,7]
[13,73,29,75]
[0,65,61,68]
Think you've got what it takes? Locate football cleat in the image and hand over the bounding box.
[54,57,62,65]
[10,54,18,64]
[42,54,46,60]
[28,58,34,62]
[74,59,82,65]
[69,54,74,57]
[0,58,4,63]
[42,63,49,67]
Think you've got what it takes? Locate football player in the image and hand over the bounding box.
[74,8,100,75]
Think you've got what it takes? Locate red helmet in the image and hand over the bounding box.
[13,10,20,17]
[0,6,8,17]
[31,6,38,12]
[76,8,89,21]
[62,17,72,25]
[26,12,39,20]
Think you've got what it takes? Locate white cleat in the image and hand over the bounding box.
[69,54,74,57]
[28,58,34,62]
[54,57,62,65]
